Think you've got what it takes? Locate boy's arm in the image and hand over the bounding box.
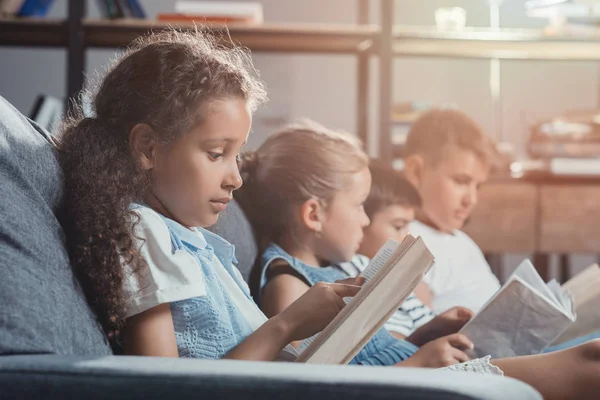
[414,282,433,307]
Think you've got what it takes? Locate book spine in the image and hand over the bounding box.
[95,0,110,19]
[18,0,56,17]
[156,13,254,24]
[174,1,263,19]
[117,0,132,17]
[125,0,146,19]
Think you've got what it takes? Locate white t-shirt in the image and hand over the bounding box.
[123,206,267,329]
[409,220,501,314]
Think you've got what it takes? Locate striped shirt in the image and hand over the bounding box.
[334,255,436,337]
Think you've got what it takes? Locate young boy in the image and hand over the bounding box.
[336,160,473,341]
[403,108,501,314]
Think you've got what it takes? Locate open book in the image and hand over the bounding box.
[460,259,576,359]
[296,235,435,364]
[553,264,600,345]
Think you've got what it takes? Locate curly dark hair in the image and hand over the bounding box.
[56,28,266,349]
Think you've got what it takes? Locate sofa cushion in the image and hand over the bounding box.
[207,199,258,282]
[0,96,111,356]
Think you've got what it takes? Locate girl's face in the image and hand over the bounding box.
[147,98,251,228]
[316,167,372,264]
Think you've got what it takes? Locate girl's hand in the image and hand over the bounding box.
[397,333,473,368]
[277,277,364,342]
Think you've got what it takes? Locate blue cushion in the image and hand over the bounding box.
[0,95,111,356]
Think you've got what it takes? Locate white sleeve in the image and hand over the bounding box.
[123,207,207,318]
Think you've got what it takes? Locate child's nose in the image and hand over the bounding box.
[225,166,243,190]
[362,212,370,227]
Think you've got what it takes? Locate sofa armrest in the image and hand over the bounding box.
[0,355,540,400]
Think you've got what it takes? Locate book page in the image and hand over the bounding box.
[297,236,433,364]
[553,264,600,344]
[547,280,573,315]
[359,238,401,282]
[511,260,564,311]
[460,278,574,358]
[563,264,600,306]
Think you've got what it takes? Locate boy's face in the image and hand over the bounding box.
[358,204,415,259]
[418,148,489,233]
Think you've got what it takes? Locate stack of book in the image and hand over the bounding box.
[528,112,600,176]
[525,0,600,34]
[157,1,263,24]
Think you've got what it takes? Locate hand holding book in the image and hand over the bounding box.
[278,277,365,343]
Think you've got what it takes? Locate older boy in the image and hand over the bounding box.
[403,108,500,314]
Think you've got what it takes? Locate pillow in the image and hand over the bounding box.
[0,95,111,356]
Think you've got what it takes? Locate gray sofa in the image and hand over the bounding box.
[0,95,541,400]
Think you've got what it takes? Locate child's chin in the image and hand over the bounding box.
[201,213,220,227]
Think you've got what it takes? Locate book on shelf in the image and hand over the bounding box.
[96,0,146,20]
[296,235,435,364]
[548,158,600,176]
[14,0,55,17]
[460,259,576,359]
[158,1,263,24]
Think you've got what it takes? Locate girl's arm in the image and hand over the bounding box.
[262,273,311,318]
[124,303,179,357]
[124,281,361,361]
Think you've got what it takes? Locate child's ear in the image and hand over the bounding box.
[300,198,326,233]
[404,154,425,189]
[129,123,158,170]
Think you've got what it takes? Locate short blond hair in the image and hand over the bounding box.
[404,108,498,167]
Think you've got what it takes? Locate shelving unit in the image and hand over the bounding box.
[0,0,379,144]
[4,2,600,162]
[393,26,600,61]
[3,0,600,278]
[378,9,600,279]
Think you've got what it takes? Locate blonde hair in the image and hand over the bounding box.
[404,108,498,167]
[236,120,368,244]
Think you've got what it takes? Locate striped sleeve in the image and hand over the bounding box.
[334,255,436,337]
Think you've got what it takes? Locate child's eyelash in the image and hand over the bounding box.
[208,152,224,160]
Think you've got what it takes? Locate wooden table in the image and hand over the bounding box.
[462,173,600,282]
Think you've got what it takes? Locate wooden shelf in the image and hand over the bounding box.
[0,18,67,47]
[0,18,378,53]
[394,26,600,61]
[83,19,378,53]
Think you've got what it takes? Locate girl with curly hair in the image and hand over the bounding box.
[57,29,361,360]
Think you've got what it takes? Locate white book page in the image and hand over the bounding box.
[511,260,563,310]
[342,238,401,305]
[547,280,574,317]
[298,236,432,364]
[359,238,400,282]
[460,278,574,358]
